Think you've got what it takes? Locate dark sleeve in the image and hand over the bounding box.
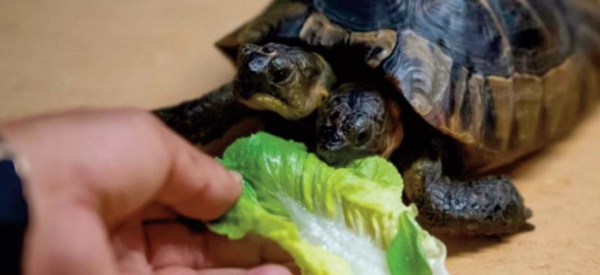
[0,158,29,275]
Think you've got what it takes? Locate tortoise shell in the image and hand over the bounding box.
[216,0,600,172]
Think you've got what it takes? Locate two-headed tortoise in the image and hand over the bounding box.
[156,0,600,236]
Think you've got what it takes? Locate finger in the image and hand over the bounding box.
[145,222,199,269]
[146,222,261,269]
[113,213,152,275]
[154,265,291,275]
[155,267,249,275]
[196,265,292,275]
[144,222,294,269]
[155,128,243,221]
[246,265,293,275]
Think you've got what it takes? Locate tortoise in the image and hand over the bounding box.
[155,0,600,236]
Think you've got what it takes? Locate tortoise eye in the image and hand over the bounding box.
[355,129,371,145]
[271,68,291,84]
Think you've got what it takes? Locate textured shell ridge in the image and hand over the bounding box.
[363,0,600,171]
[213,0,600,171]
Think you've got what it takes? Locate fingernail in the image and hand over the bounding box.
[228,170,243,183]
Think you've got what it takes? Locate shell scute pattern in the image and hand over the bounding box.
[487,0,573,75]
[218,0,600,171]
[371,0,599,166]
[409,0,511,76]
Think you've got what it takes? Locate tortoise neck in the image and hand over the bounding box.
[313,52,336,92]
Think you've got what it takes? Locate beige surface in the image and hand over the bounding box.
[1,1,599,274]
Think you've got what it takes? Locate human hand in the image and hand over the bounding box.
[0,109,294,275]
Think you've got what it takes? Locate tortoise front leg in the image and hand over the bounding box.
[153,82,254,145]
[300,13,397,68]
[402,142,533,236]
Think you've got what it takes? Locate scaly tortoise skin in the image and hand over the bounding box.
[156,0,600,236]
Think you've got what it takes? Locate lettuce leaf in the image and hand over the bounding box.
[209,132,448,275]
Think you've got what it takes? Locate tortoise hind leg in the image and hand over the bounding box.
[402,142,533,236]
[153,82,255,145]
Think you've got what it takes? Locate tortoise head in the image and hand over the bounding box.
[234,43,336,120]
[316,83,403,166]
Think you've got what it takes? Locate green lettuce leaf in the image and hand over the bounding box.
[209,132,448,275]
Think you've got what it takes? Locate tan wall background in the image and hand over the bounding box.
[1,1,599,274]
[0,0,268,119]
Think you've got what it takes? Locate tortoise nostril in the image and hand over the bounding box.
[330,133,342,143]
[319,127,343,145]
